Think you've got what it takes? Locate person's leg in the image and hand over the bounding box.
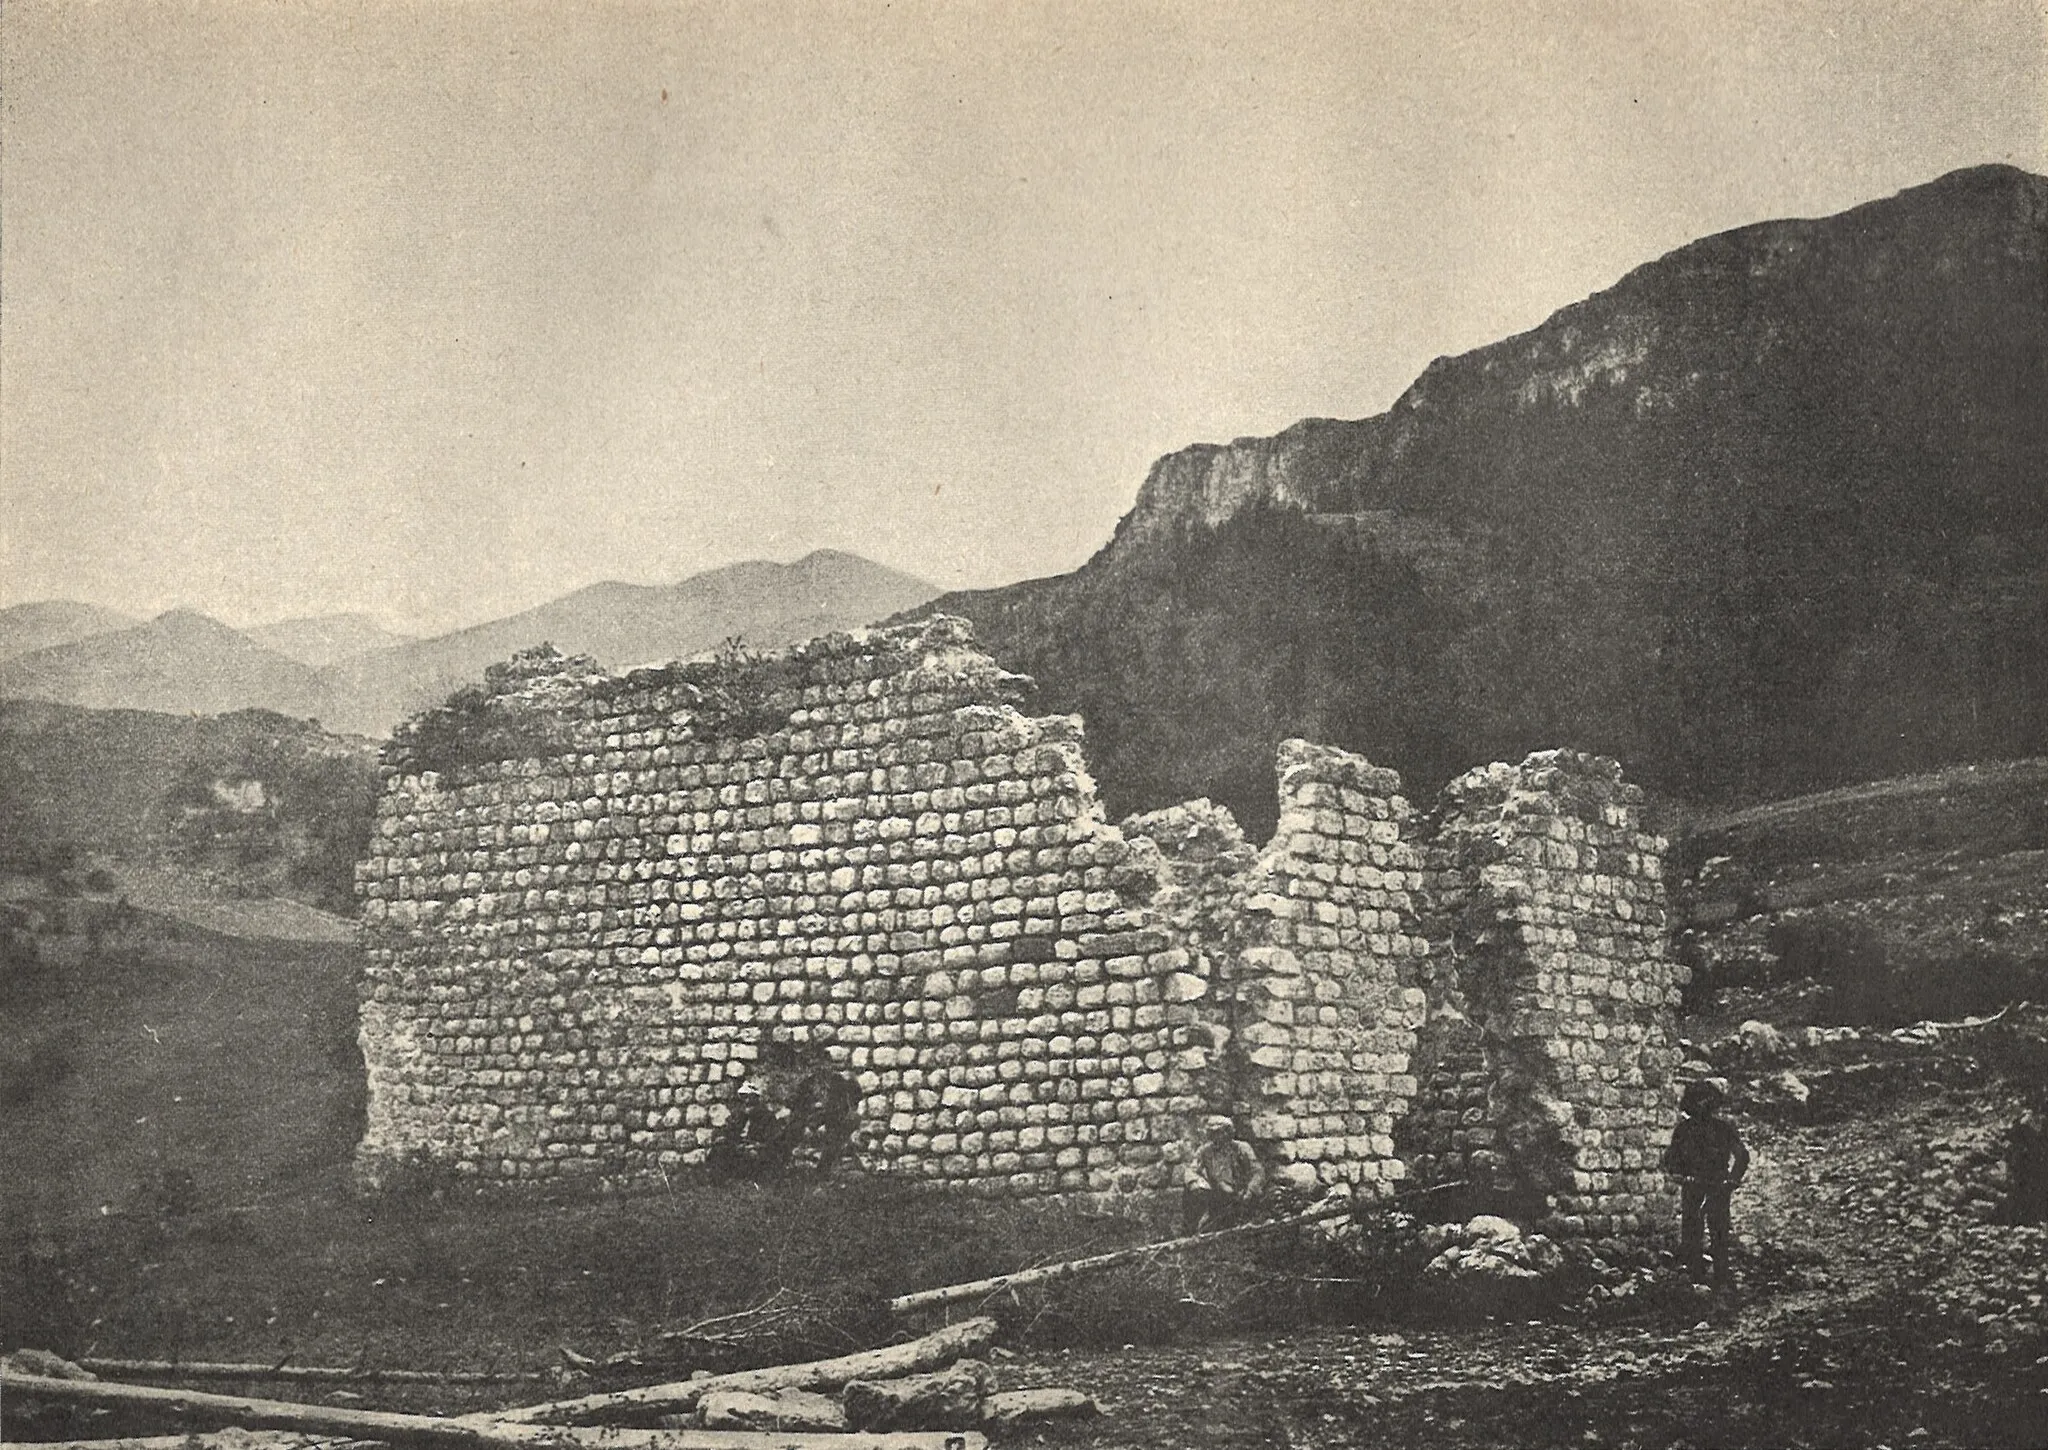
[1184,1188,1227,1234]
[1707,1188,1734,1282]
[1680,1183,1707,1278]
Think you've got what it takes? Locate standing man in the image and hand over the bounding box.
[1184,1115,1266,1233]
[1662,1078,1750,1284]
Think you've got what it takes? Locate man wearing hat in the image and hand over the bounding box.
[1662,1078,1750,1284]
[707,1074,789,1181]
[1184,1114,1267,1233]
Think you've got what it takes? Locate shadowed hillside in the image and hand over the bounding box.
[0,700,380,913]
[909,166,2048,835]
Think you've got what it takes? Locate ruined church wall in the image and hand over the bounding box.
[354,618,1225,1196]
[1221,742,1429,1193]
[354,618,1685,1233]
[1416,751,1685,1239]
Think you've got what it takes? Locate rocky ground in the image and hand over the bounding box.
[8,759,2048,1447]
[980,1014,2048,1449]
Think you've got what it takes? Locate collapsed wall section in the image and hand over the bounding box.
[1419,750,1685,1238]
[354,618,1224,1196]
[1119,745,1433,1196]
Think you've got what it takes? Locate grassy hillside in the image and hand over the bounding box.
[1673,758,2048,1028]
[0,898,366,1236]
[0,700,380,914]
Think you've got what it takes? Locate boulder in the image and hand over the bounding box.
[981,1388,1099,1429]
[700,1387,849,1432]
[1,1349,95,1380]
[1738,1019,1790,1060]
[1762,1069,1811,1105]
[1464,1214,1522,1245]
[842,1358,992,1431]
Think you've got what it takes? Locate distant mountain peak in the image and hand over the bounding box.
[313,549,941,735]
[0,605,328,719]
[0,600,139,662]
[151,608,242,636]
[248,613,416,668]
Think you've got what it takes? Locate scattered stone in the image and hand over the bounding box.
[1422,1214,1567,1290]
[1738,1019,1790,1060]
[1466,1214,1524,1245]
[1759,1070,1811,1106]
[842,1358,993,1431]
[700,1387,848,1432]
[980,1388,1098,1429]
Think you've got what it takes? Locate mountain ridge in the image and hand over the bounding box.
[908,163,2048,834]
[315,548,939,734]
[0,550,939,735]
[247,613,416,667]
[0,600,140,662]
[0,609,333,719]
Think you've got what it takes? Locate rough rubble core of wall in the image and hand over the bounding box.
[1420,750,1685,1239]
[355,616,1227,1197]
[1120,756,1434,1198]
[1393,1010,1489,1191]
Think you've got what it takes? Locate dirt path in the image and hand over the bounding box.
[992,1093,2047,1449]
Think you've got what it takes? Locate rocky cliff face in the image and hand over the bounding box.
[913,165,2048,835]
[1103,416,1381,556]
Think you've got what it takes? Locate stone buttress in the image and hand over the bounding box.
[1416,751,1686,1238]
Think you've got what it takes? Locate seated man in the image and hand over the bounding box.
[706,1077,789,1182]
[1183,1115,1266,1233]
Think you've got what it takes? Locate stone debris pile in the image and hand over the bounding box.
[1420,1213,1567,1287]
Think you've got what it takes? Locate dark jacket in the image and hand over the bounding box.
[1663,1114,1750,1187]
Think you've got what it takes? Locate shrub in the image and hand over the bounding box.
[688,638,793,741]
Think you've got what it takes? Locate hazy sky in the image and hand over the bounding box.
[3,0,2044,635]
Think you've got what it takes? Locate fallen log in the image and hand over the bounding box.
[0,1436,335,1450]
[491,1316,999,1427]
[0,1370,985,1450]
[76,1358,546,1385]
[887,1199,1355,1316]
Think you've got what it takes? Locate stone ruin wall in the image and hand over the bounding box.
[356,619,1241,1199]
[1409,754,1685,1238]
[355,616,1683,1235]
